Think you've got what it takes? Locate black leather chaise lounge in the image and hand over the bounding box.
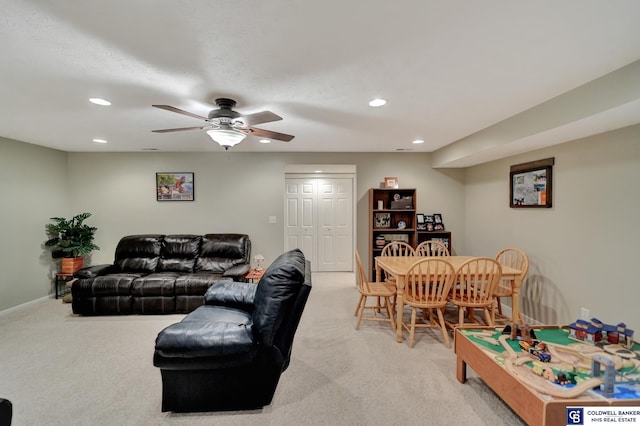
[153,248,312,412]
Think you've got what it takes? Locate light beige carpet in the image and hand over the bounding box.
[0,272,524,425]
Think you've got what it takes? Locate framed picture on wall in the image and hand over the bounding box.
[156,172,195,201]
[433,213,443,224]
[510,158,554,208]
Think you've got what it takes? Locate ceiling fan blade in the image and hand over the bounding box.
[237,111,282,127]
[152,105,207,121]
[248,127,295,142]
[152,126,208,133]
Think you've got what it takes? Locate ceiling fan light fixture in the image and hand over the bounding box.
[206,127,247,150]
[259,139,271,144]
[368,98,387,107]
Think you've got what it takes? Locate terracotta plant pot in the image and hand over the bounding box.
[61,257,83,274]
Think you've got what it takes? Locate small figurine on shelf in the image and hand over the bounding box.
[254,254,265,271]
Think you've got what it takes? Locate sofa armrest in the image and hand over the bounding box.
[155,321,255,358]
[223,263,250,279]
[73,264,116,279]
[204,281,258,310]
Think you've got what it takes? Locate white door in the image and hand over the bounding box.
[285,179,316,264]
[317,179,353,271]
[285,177,354,272]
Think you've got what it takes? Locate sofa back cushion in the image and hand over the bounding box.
[158,234,201,273]
[196,234,251,272]
[251,249,306,347]
[115,235,163,273]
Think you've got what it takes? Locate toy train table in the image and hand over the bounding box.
[455,326,640,426]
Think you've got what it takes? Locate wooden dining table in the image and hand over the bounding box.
[374,256,524,343]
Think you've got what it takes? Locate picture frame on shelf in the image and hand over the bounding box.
[374,212,391,228]
[510,157,554,208]
[384,176,399,189]
[425,215,434,223]
[426,223,434,231]
[416,214,426,230]
[433,223,445,231]
[383,233,409,243]
[156,172,194,201]
[432,237,449,249]
[433,213,443,224]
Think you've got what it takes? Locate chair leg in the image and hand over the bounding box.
[384,296,396,330]
[437,308,450,348]
[458,306,465,327]
[409,308,417,348]
[355,296,366,330]
[353,295,364,317]
[354,295,364,317]
[483,307,494,327]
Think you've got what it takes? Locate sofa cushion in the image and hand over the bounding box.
[155,305,255,358]
[73,273,143,297]
[115,235,163,273]
[158,235,201,273]
[251,249,305,346]
[131,272,179,296]
[196,234,250,272]
[174,273,230,296]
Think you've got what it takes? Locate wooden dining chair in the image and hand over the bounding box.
[400,258,456,348]
[493,247,529,323]
[415,240,450,257]
[446,257,502,328]
[380,241,415,284]
[354,250,397,331]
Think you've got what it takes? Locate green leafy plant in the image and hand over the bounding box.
[45,212,99,258]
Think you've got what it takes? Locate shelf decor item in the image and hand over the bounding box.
[384,177,399,189]
[397,220,407,229]
[374,212,391,228]
[510,158,554,208]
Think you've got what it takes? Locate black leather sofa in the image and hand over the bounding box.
[72,234,251,315]
[153,248,311,412]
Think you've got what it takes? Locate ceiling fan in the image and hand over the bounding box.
[152,98,295,150]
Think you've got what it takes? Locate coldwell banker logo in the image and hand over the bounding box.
[567,407,584,425]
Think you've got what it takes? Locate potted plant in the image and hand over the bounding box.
[45,212,100,274]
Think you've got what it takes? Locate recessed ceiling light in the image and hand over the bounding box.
[314,170,323,173]
[368,98,386,107]
[89,98,111,106]
[259,139,271,144]
[412,139,425,144]
[92,138,108,144]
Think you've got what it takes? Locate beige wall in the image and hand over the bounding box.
[464,124,640,332]
[0,137,69,310]
[5,126,638,335]
[67,152,465,272]
[0,147,465,311]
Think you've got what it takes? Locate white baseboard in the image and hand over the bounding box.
[0,296,50,316]
[499,305,541,325]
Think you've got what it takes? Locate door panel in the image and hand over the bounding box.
[285,179,316,266]
[285,177,353,272]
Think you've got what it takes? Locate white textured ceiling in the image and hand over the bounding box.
[1,1,639,166]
